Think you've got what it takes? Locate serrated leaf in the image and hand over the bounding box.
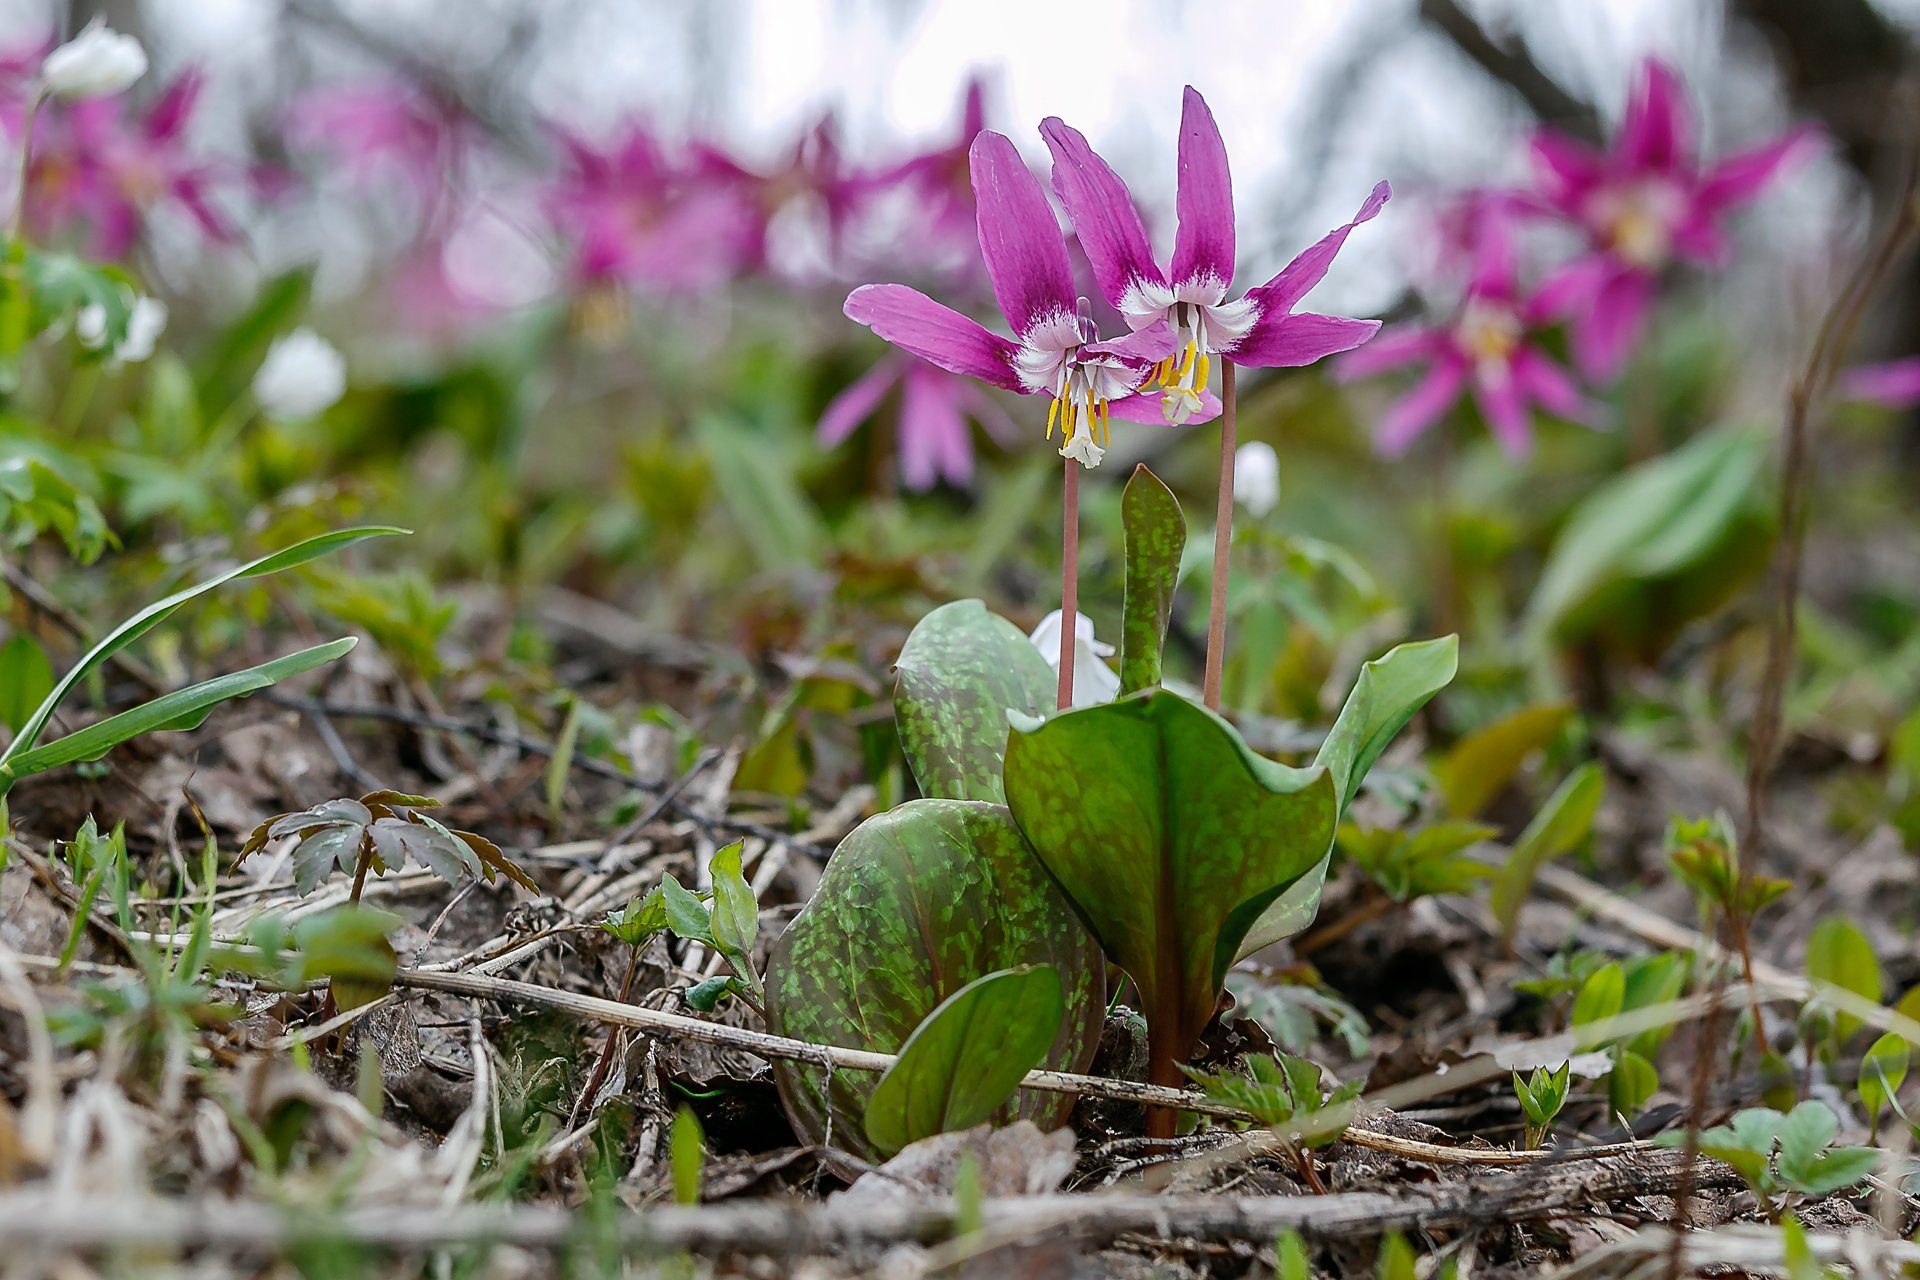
[864,965,1064,1156]
[892,600,1054,804]
[1005,691,1337,1095]
[764,800,1103,1163]
[293,825,364,896]
[1117,464,1184,697]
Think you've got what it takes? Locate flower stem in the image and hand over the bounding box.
[1058,455,1080,712]
[7,90,43,246]
[1202,360,1236,712]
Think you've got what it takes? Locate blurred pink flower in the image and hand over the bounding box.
[27,71,245,256]
[1526,57,1815,380]
[1840,357,1920,409]
[694,113,863,277]
[1336,215,1602,458]
[817,354,1018,490]
[287,81,468,202]
[844,78,986,277]
[543,122,762,292]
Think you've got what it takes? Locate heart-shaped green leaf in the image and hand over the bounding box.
[1119,464,1184,697]
[763,799,1103,1162]
[1237,636,1458,959]
[1003,690,1336,1094]
[893,600,1054,803]
[864,964,1065,1156]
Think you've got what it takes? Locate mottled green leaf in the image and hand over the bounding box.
[1004,690,1336,1087]
[1237,637,1457,959]
[864,965,1065,1156]
[1118,464,1184,697]
[1491,762,1605,947]
[764,800,1103,1162]
[1436,702,1573,819]
[893,600,1054,804]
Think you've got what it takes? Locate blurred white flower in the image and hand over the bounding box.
[1028,609,1120,709]
[41,20,147,100]
[254,328,346,419]
[78,295,167,363]
[1235,441,1280,517]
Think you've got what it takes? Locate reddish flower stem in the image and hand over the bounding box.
[1202,360,1237,712]
[1058,456,1080,711]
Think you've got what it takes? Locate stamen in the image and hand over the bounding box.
[1047,393,1061,439]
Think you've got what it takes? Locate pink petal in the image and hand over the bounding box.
[817,357,903,445]
[844,284,1023,391]
[969,130,1078,337]
[1109,387,1220,425]
[1376,358,1467,455]
[1041,116,1166,311]
[961,383,1023,446]
[1622,58,1693,174]
[1841,357,1920,409]
[1698,126,1818,210]
[1525,254,1612,323]
[1468,210,1520,298]
[1569,266,1654,382]
[1529,129,1606,203]
[1248,181,1391,316]
[1085,318,1177,363]
[1513,348,1606,427]
[1472,369,1534,458]
[1335,326,1441,380]
[897,363,959,491]
[1169,87,1236,293]
[1230,313,1381,369]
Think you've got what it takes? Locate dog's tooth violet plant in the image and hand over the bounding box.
[1041,87,1388,708]
[845,128,1194,710]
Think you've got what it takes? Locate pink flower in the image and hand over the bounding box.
[287,81,468,203]
[543,122,762,293]
[846,78,987,276]
[1041,87,1387,424]
[844,131,1199,471]
[1336,215,1602,458]
[1526,57,1815,380]
[1840,358,1920,409]
[816,354,1018,491]
[27,71,244,257]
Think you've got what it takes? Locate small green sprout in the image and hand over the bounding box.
[1512,1061,1570,1148]
[1184,1052,1361,1193]
[653,841,763,1013]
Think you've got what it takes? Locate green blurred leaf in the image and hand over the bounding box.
[1118,464,1184,697]
[1806,915,1882,1041]
[1436,702,1572,819]
[1858,1031,1907,1130]
[1608,1050,1659,1119]
[864,965,1064,1156]
[694,414,824,570]
[0,633,55,734]
[1491,763,1605,947]
[669,1106,704,1205]
[1570,962,1624,1047]
[892,600,1054,804]
[1006,691,1336,1085]
[764,800,1103,1163]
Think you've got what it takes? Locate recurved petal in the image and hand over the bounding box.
[1568,266,1654,382]
[844,284,1022,390]
[1698,126,1818,210]
[1514,347,1605,426]
[1375,357,1466,455]
[1472,368,1534,458]
[970,130,1079,337]
[1085,318,1178,363]
[1529,129,1606,201]
[1229,312,1381,369]
[898,361,970,490]
[1109,387,1220,425]
[1622,57,1693,173]
[1248,181,1391,316]
[817,357,903,445]
[1334,325,1440,380]
[1169,87,1236,293]
[1041,116,1166,311]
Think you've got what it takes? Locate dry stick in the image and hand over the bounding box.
[1202,360,1237,712]
[0,1154,1743,1256]
[1058,456,1080,711]
[1668,155,1920,1280]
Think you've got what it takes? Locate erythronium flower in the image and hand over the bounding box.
[1028,609,1119,708]
[1042,87,1388,425]
[1234,441,1279,517]
[1840,357,1920,409]
[1336,215,1602,458]
[40,19,145,101]
[843,130,1196,471]
[848,78,987,278]
[1526,57,1814,381]
[817,354,1018,491]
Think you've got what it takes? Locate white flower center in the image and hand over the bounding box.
[1586,179,1684,271]
[1454,297,1522,383]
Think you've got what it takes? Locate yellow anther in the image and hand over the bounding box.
[1047,393,1061,439]
[1197,352,1211,389]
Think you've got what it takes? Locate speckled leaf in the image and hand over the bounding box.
[1237,636,1458,958]
[893,600,1055,804]
[1003,690,1337,1085]
[864,964,1065,1156]
[1119,465,1185,696]
[764,800,1103,1161]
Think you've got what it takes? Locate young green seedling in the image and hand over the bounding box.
[1512,1061,1571,1148]
[1183,1053,1361,1193]
[1656,1101,1878,1220]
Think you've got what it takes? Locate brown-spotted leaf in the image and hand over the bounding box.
[1119,464,1184,696]
[763,799,1103,1163]
[893,600,1054,804]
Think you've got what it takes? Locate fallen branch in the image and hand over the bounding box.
[0,1151,1740,1256]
